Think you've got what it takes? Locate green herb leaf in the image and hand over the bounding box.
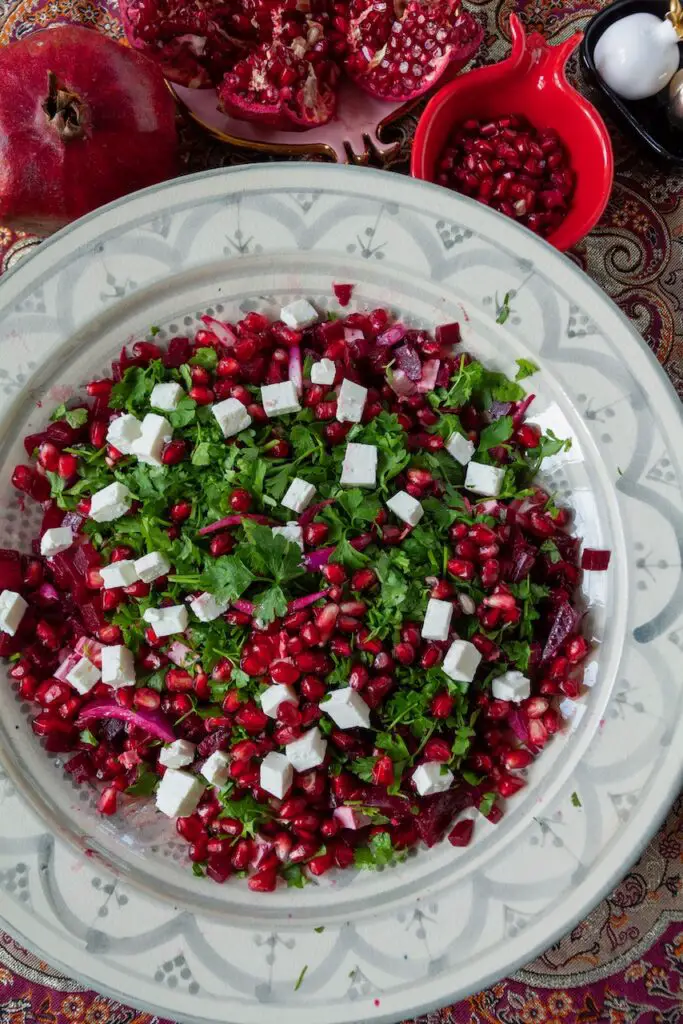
[478,792,496,817]
[314,926,325,934]
[283,864,308,889]
[294,965,308,991]
[79,729,98,747]
[496,292,512,324]
[354,832,405,870]
[571,791,582,808]
[515,358,540,381]
[190,347,218,370]
[477,416,514,453]
[192,862,206,877]
[126,766,160,797]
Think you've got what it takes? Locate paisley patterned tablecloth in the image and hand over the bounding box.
[0,0,680,1021]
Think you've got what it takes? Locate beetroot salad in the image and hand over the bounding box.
[0,293,608,891]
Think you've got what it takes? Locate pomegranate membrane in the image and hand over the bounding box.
[1,295,601,891]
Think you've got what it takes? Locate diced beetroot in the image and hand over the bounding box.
[581,548,611,571]
[23,431,48,457]
[72,542,101,573]
[554,533,580,564]
[508,532,536,583]
[435,322,461,346]
[388,369,417,397]
[64,751,95,783]
[415,788,475,848]
[361,786,415,821]
[333,283,354,306]
[435,360,452,387]
[375,324,407,348]
[164,336,191,368]
[61,511,85,534]
[46,420,84,447]
[197,727,231,759]
[80,602,105,635]
[542,602,582,662]
[395,344,423,382]
[40,503,65,536]
[0,549,23,591]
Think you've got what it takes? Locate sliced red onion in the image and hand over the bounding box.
[304,546,335,570]
[488,401,512,421]
[299,498,335,529]
[288,345,303,394]
[167,641,199,668]
[388,369,417,397]
[75,635,103,665]
[61,510,85,533]
[512,393,535,427]
[343,327,365,344]
[55,651,79,682]
[288,590,326,612]
[507,709,530,743]
[417,359,440,392]
[232,598,255,615]
[76,700,175,743]
[376,324,407,348]
[395,344,422,382]
[542,602,582,663]
[37,582,60,604]
[200,315,238,347]
[581,549,611,571]
[198,512,274,536]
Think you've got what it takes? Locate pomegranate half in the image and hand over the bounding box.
[0,27,179,234]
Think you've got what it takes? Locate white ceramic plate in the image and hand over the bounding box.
[0,164,680,1024]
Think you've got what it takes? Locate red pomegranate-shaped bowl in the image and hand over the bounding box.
[411,15,614,251]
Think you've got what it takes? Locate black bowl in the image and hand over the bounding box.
[581,0,683,165]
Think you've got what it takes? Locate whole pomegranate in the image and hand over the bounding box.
[0,27,179,234]
[120,0,483,131]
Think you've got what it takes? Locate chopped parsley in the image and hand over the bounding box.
[571,791,582,808]
[294,965,308,991]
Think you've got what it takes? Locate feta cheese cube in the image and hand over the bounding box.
[323,687,371,729]
[386,490,424,527]
[0,590,27,636]
[155,768,204,818]
[336,378,367,423]
[131,413,173,467]
[201,750,230,787]
[260,684,298,719]
[286,727,327,772]
[89,482,132,523]
[143,604,189,638]
[101,645,136,689]
[464,461,506,497]
[134,551,171,584]
[491,670,531,704]
[106,414,142,456]
[272,522,304,551]
[340,442,377,488]
[443,639,482,684]
[190,592,229,623]
[212,397,252,438]
[421,598,454,641]
[559,698,587,732]
[100,559,138,590]
[446,432,475,466]
[40,526,73,557]
[261,381,301,417]
[282,477,316,514]
[66,656,101,695]
[150,382,184,412]
[412,762,454,797]
[310,358,336,386]
[260,751,293,799]
[159,739,196,770]
[280,299,319,329]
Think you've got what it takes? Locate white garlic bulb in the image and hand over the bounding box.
[594,12,681,101]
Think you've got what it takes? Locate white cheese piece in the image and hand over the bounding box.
[491,670,531,704]
[282,477,316,514]
[0,590,27,636]
[310,358,336,386]
[100,559,138,590]
[150,382,184,412]
[333,807,372,830]
[190,592,229,623]
[559,698,587,732]
[336,378,368,423]
[413,762,454,797]
[340,442,377,488]
[280,299,319,329]
[260,751,294,799]
[134,551,171,584]
[464,461,506,497]
[421,598,454,642]
[101,645,136,689]
[272,522,304,551]
[40,526,73,558]
[130,413,173,467]
[323,688,372,729]
[155,768,204,818]
[386,489,424,527]
[443,638,482,684]
[89,482,132,523]
[159,739,196,770]
[143,604,189,638]
[261,381,301,417]
[201,750,230,787]
[446,432,476,466]
[260,684,298,719]
[286,727,327,772]
[212,397,252,438]
[66,656,101,695]
[106,414,142,456]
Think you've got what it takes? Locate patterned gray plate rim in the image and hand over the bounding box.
[0,164,679,1024]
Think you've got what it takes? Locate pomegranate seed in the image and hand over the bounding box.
[431,692,454,718]
[210,533,234,557]
[420,645,442,669]
[423,737,452,762]
[270,661,300,685]
[448,819,474,847]
[543,709,560,735]
[308,853,334,876]
[248,869,277,892]
[98,786,118,816]
[565,635,589,664]
[351,568,376,591]
[430,578,452,599]
[304,521,329,546]
[57,453,78,479]
[229,489,252,512]
[300,676,326,701]
[38,442,60,471]
[170,501,192,523]
[189,386,214,405]
[372,755,394,787]
[124,580,150,598]
[322,563,346,585]
[528,718,549,747]
[161,439,187,465]
[235,703,268,734]
[497,773,527,798]
[134,687,161,711]
[393,641,416,666]
[447,558,475,580]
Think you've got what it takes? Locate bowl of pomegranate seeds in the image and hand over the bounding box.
[0,164,680,1024]
[412,14,614,250]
